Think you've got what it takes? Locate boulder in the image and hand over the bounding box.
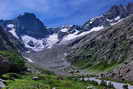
[32,76,39,81]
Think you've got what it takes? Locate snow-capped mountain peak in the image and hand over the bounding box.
[1,3,133,52]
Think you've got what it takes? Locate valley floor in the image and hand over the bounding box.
[2,73,114,89]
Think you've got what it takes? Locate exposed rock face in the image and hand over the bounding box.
[15,13,49,38]
[0,13,49,38]
[104,5,128,19]
[127,3,133,14]
[67,15,133,77]
[83,2,133,30]
[0,26,25,52]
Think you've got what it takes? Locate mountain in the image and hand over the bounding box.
[67,13,133,81]
[1,3,133,52]
[0,2,133,77]
[82,3,133,30]
[0,13,49,38]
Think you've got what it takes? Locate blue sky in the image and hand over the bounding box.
[0,0,133,27]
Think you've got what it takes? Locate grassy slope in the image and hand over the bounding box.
[73,58,122,74]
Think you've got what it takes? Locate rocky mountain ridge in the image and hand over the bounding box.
[1,3,133,52]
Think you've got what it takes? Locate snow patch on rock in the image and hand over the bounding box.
[114,16,120,21]
[46,34,59,48]
[7,24,19,39]
[111,19,123,26]
[61,28,69,32]
[21,35,45,51]
[61,30,79,41]
[7,24,15,28]
[9,28,19,39]
[23,56,33,63]
[61,26,104,42]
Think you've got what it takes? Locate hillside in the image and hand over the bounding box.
[67,14,133,81]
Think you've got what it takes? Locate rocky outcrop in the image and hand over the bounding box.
[104,61,133,82]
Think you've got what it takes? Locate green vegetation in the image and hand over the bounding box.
[67,32,130,74]
[72,58,121,74]
[2,73,109,89]
[0,51,110,89]
[0,51,25,72]
[0,51,24,66]
[87,62,121,74]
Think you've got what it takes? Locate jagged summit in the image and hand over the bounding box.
[15,13,49,38]
[83,2,133,30]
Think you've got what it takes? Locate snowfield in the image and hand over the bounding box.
[7,23,104,52]
[21,35,45,51]
[46,34,59,48]
[21,34,59,51]
[61,26,104,42]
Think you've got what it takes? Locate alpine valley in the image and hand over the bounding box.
[0,2,133,89]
